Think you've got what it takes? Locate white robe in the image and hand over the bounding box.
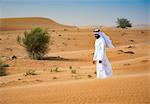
[93,37,112,79]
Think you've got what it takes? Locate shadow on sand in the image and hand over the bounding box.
[39,56,83,62]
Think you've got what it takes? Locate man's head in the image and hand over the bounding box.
[93,28,100,32]
[93,28,100,39]
[94,34,100,39]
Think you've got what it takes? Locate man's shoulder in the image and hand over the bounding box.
[98,37,105,42]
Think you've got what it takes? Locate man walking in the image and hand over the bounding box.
[93,28,114,79]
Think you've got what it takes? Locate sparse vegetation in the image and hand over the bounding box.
[64,29,67,31]
[62,42,67,46]
[67,38,71,40]
[52,76,57,79]
[69,66,72,69]
[114,41,120,45]
[17,27,50,60]
[124,63,130,66]
[50,67,60,72]
[141,31,144,34]
[35,79,43,82]
[24,69,36,76]
[71,69,76,74]
[116,18,132,28]
[142,60,149,63]
[69,66,79,74]
[0,58,9,76]
[18,78,21,80]
[88,75,92,78]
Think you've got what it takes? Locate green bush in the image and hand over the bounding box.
[17,27,50,60]
[116,18,132,28]
[0,58,9,76]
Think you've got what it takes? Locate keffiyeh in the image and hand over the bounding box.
[93,32,115,48]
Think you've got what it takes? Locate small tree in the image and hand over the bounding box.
[116,18,132,28]
[17,27,50,60]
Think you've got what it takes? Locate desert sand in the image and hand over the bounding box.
[0,17,150,104]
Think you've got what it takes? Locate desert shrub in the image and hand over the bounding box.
[69,66,72,69]
[71,69,76,74]
[50,67,60,72]
[64,29,67,31]
[67,38,71,40]
[0,67,6,76]
[52,77,57,79]
[88,75,92,78]
[0,58,9,76]
[142,60,149,63]
[17,27,50,60]
[62,42,67,46]
[69,66,79,74]
[141,31,144,34]
[116,18,132,28]
[18,78,22,80]
[124,63,130,66]
[24,69,36,76]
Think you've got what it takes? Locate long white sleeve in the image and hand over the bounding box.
[93,38,105,61]
[93,49,97,61]
[97,39,105,61]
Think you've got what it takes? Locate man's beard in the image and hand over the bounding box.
[95,36,100,39]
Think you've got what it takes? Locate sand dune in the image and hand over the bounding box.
[0,17,150,104]
[0,17,76,31]
[0,72,149,104]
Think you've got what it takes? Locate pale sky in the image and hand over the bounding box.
[0,0,149,26]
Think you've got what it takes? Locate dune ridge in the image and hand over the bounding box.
[0,17,76,31]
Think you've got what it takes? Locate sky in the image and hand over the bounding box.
[0,0,149,26]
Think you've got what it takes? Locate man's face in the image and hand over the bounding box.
[94,34,100,39]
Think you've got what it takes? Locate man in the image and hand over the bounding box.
[93,28,114,79]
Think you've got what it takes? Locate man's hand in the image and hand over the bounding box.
[99,60,102,63]
[93,60,96,64]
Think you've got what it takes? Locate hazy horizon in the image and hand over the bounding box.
[0,0,149,26]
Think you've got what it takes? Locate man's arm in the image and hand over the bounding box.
[97,39,105,63]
